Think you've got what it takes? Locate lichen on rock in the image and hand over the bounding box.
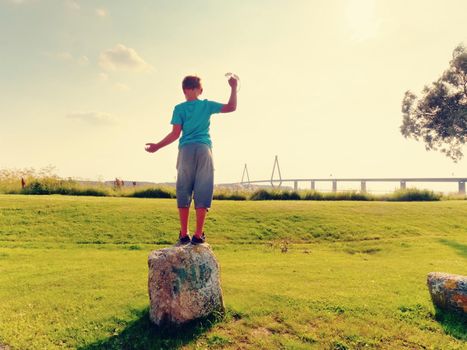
[427,272,467,315]
[148,243,224,326]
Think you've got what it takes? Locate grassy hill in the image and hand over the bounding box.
[0,195,466,349]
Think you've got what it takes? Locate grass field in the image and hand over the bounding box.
[0,195,466,349]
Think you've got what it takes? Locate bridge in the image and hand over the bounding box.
[225,177,466,194]
[221,157,466,194]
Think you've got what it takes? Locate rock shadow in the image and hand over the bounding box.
[77,307,220,350]
[433,306,467,341]
[439,239,467,258]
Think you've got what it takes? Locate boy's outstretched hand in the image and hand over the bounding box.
[145,125,182,154]
[145,143,160,153]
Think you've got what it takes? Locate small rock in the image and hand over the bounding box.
[427,272,467,314]
[148,243,224,326]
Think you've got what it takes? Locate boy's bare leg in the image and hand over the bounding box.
[178,207,190,237]
[194,208,207,237]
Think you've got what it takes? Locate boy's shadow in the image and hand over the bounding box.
[77,307,220,350]
[438,239,467,258]
[434,239,467,339]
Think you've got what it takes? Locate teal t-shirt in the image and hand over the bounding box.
[171,99,224,148]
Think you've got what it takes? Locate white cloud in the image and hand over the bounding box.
[5,0,37,4]
[98,72,109,81]
[54,52,73,61]
[96,8,108,17]
[67,111,116,126]
[77,55,89,66]
[45,52,89,66]
[114,82,130,91]
[99,44,153,72]
[66,0,80,11]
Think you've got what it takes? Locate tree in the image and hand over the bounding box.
[401,44,467,162]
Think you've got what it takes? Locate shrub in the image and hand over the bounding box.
[250,189,273,200]
[386,188,441,201]
[250,188,441,201]
[1,166,59,194]
[64,188,109,197]
[213,192,247,200]
[442,193,467,200]
[322,191,372,201]
[130,187,175,199]
[250,189,301,200]
[21,179,111,197]
[22,180,51,195]
[303,191,324,200]
[212,187,249,200]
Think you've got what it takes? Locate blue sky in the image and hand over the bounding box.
[1,0,466,191]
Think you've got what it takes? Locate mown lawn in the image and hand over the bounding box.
[0,195,466,349]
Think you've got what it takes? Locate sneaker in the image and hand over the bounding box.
[191,233,206,245]
[177,233,191,245]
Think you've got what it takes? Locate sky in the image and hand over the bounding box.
[1,0,466,191]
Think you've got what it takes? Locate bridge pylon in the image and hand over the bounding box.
[271,155,282,188]
[241,164,250,186]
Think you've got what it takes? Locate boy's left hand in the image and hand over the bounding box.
[228,77,238,89]
[145,143,160,153]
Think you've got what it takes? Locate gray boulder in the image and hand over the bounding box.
[148,243,224,326]
[427,272,467,314]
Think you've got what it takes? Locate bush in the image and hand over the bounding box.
[303,191,324,200]
[250,189,273,200]
[324,191,372,201]
[442,193,467,200]
[250,188,442,201]
[0,166,59,194]
[386,188,441,201]
[21,179,110,196]
[129,187,175,199]
[250,189,301,200]
[22,180,51,195]
[302,191,373,201]
[213,192,247,200]
[62,188,109,197]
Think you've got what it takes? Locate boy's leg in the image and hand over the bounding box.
[178,207,190,237]
[194,208,207,237]
[193,144,214,239]
[176,145,196,238]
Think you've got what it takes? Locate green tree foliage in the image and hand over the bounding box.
[401,44,467,162]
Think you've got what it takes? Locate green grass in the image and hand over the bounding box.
[0,195,466,349]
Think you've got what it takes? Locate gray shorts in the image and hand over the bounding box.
[176,143,214,209]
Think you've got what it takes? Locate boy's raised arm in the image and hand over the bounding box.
[220,77,238,113]
[145,124,182,153]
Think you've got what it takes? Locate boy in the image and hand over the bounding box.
[145,75,238,245]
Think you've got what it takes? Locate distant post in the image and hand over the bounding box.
[294,181,298,191]
[459,181,466,195]
[400,181,406,190]
[332,180,337,193]
[21,177,26,189]
[360,181,367,193]
[310,181,315,191]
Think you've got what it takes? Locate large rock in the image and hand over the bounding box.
[427,272,467,314]
[148,243,224,326]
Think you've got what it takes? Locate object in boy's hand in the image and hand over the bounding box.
[225,72,240,92]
